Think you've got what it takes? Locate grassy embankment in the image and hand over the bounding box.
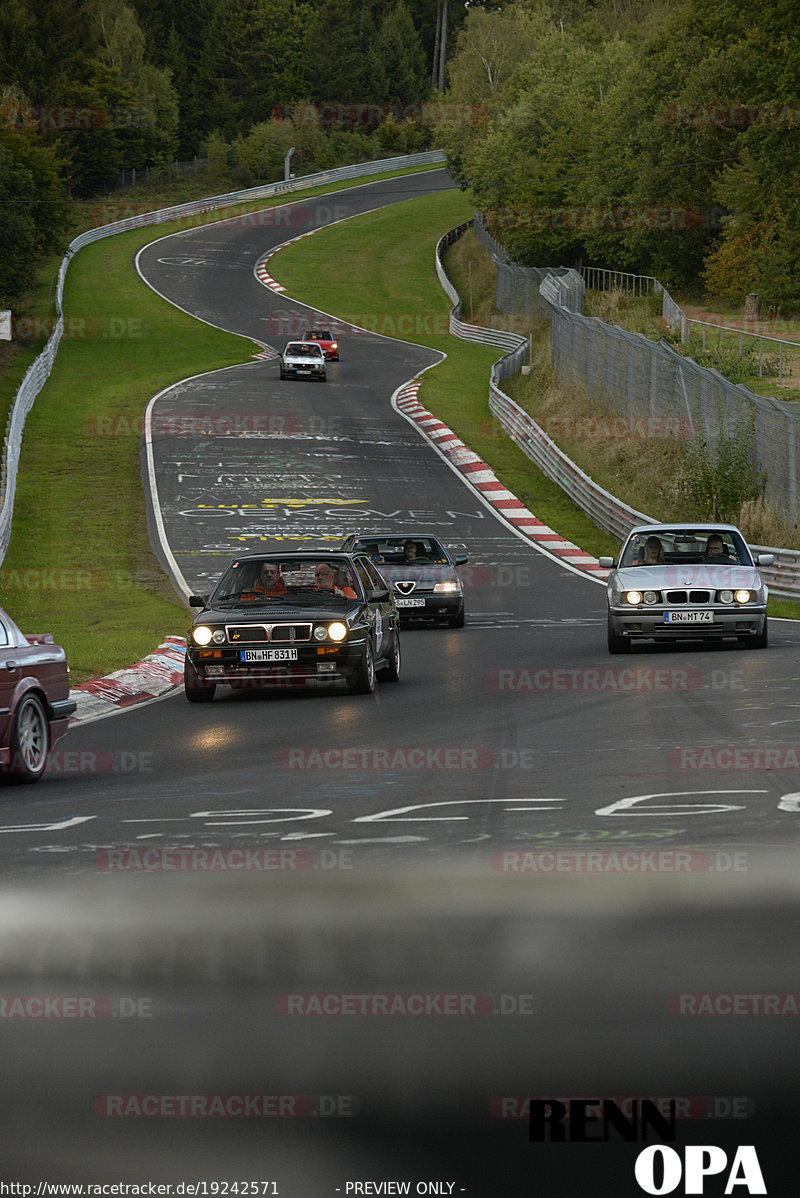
[1,164,445,682]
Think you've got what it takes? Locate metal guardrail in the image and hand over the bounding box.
[435,224,530,369]
[0,151,446,563]
[437,223,800,603]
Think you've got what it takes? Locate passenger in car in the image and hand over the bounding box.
[314,564,357,599]
[634,536,665,565]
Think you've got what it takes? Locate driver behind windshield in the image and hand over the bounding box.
[241,562,287,599]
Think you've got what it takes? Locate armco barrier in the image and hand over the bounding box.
[0,150,446,564]
[437,222,800,602]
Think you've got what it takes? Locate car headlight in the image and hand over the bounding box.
[211,629,226,644]
[314,626,328,641]
[327,622,347,642]
[434,581,460,593]
[735,590,752,604]
[719,589,734,604]
[192,626,213,646]
[643,591,659,605]
[625,590,643,606]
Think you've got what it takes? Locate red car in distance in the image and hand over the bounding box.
[0,605,76,782]
[303,329,339,360]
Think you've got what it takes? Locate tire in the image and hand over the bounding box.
[607,614,631,655]
[750,616,769,649]
[348,641,376,694]
[448,606,465,629]
[7,693,49,782]
[184,658,216,703]
[382,633,401,682]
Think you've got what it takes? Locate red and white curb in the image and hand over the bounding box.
[71,635,186,724]
[254,232,318,294]
[395,381,609,579]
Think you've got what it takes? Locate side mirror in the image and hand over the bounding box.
[369,587,390,603]
[454,554,469,566]
[598,557,615,569]
[189,595,208,608]
[757,553,775,567]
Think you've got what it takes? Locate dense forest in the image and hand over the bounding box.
[2,0,799,313]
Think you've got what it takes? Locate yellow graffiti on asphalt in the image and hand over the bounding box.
[197,498,368,509]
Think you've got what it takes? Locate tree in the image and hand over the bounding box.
[0,130,67,310]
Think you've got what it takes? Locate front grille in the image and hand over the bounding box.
[227,626,267,642]
[665,590,712,605]
[225,623,312,643]
[271,624,312,642]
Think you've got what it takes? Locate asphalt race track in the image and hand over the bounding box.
[2,169,800,1194]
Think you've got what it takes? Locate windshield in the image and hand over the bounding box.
[285,342,323,356]
[351,536,449,564]
[620,528,753,568]
[210,558,362,605]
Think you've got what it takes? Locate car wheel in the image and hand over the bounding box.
[349,641,376,694]
[750,617,769,649]
[7,693,49,782]
[607,614,631,654]
[184,658,216,703]
[382,633,401,682]
[448,606,465,628]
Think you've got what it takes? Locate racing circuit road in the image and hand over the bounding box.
[2,168,800,1194]
[4,167,800,870]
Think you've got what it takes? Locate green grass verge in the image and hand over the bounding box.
[2,163,444,682]
[270,193,620,560]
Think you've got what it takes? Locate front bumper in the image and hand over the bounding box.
[608,606,767,640]
[283,364,325,378]
[187,641,366,687]
[393,594,463,619]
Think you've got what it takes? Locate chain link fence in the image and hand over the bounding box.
[473,211,584,318]
[473,211,800,523]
